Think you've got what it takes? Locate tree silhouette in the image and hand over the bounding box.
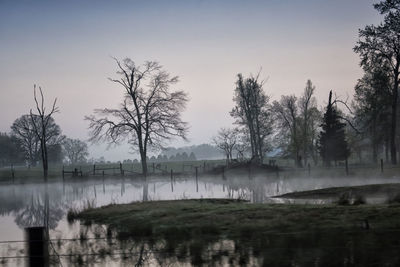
[319,91,350,166]
[86,58,188,176]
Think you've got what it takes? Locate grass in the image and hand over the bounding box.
[0,159,227,182]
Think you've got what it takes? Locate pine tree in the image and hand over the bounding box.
[319,91,350,166]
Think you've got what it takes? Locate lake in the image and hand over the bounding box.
[1,171,400,266]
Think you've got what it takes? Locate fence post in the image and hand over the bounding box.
[345,159,349,176]
[25,227,48,267]
[380,159,384,173]
[62,165,65,180]
[203,161,206,173]
[93,164,96,175]
[120,162,123,176]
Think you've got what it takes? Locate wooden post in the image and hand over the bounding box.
[102,170,105,177]
[345,158,349,176]
[195,167,198,192]
[25,227,48,267]
[93,164,96,175]
[203,161,206,172]
[62,165,65,180]
[120,162,123,176]
[380,159,384,173]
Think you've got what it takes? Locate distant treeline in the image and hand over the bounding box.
[161,144,223,160]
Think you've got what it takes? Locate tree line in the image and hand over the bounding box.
[214,0,400,167]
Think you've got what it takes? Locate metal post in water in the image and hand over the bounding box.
[25,226,48,267]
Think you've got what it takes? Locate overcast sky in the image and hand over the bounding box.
[0,0,382,161]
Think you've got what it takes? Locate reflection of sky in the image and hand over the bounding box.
[0,0,382,160]
[1,174,400,242]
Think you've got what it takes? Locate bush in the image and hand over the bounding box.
[353,195,366,205]
[337,193,351,205]
[387,193,400,204]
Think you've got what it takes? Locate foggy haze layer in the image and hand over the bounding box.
[0,0,381,161]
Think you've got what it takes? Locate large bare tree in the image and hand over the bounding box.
[230,73,272,164]
[86,58,189,176]
[29,85,60,180]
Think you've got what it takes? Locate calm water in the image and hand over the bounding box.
[1,172,400,266]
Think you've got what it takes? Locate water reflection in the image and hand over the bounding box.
[1,173,400,266]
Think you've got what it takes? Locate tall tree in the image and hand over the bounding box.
[299,80,321,166]
[86,58,188,176]
[29,86,60,179]
[352,62,392,163]
[354,0,400,164]
[230,73,272,164]
[272,95,302,166]
[319,91,350,167]
[62,138,89,164]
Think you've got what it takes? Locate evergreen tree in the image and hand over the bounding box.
[319,91,350,166]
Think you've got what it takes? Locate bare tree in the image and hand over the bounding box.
[86,58,188,176]
[11,114,62,167]
[230,73,272,164]
[272,95,302,166]
[298,80,321,166]
[62,138,89,164]
[29,86,60,180]
[212,128,238,165]
[11,115,40,166]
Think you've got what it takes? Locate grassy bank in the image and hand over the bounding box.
[75,199,400,238]
[72,199,400,266]
[274,183,400,200]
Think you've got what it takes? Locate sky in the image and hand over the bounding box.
[0,0,383,161]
